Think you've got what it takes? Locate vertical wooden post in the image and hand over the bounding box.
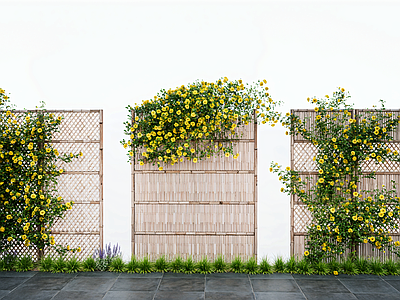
[37,110,44,260]
[253,109,258,260]
[131,109,136,257]
[290,109,295,257]
[99,110,104,251]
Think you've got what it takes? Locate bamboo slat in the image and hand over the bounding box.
[132,113,257,261]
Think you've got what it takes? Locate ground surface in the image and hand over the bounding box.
[1,271,400,299]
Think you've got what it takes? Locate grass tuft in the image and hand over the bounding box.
[170,256,184,273]
[109,257,126,272]
[285,256,298,274]
[213,255,227,273]
[230,256,243,273]
[51,256,67,273]
[65,256,81,273]
[138,257,153,273]
[197,257,213,274]
[273,257,285,273]
[154,256,169,273]
[82,257,96,272]
[14,255,34,272]
[259,257,273,274]
[243,257,259,274]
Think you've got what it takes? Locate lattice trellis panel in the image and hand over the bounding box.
[132,112,257,261]
[1,110,103,260]
[51,142,100,172]
[50,174,100,203]
[291,109,400,258]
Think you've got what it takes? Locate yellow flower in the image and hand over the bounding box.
[369,236,375,242]
[40,210,45,216]
[7,237,13,242]
[379,195,384,200]
[139,161,144,166]
[193,158,198,163]
[348,228,353,233]
[318,169,323,174]
[333,271,338,276]
[59,169,63,173]
[158,166,163,171]
[330,207,335,213]
[280,188,284,192]
[304,251,309,256]
[314,107,319,112]
[318,178,324,183]
[395,241,400,246]
[225,153,230,157]
[363,239,368,243]
[286,166,290,171]
[352,215,357,221]
[0,227,4,232]
[6,215,12,220]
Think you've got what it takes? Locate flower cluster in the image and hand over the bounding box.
[271,88,400,261]
[121,77,282,169]
[0,89,82,257]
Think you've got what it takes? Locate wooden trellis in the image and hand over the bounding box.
[291,109,400,259]
[1,110,103,259]
[131,111,257,262]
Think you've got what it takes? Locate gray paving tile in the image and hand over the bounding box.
[155,291,204,300]
[337,274,381,280]
[111,278,160,291]
[163,272,205,278]
[386,280,400,292]
[296,279,349,294]
[1,288,58,300]
[0,291,10,300]
[254,292,305,300]
[292,274,337,280]
[32,272,77,278]
[118,272,163,278]
[250,273,293,279]
[206,291,254,300]
[52,290,106,300]
[354,294,400,300]
[62,277,116,293]
[251,279,300,292]
[206,278,251,292]
[0,277,29,290]
[104,291,155,300]
[0,271,37,278]
[22,275,72,290]
[207,273,248,279]
[305,292,357,300]
[340,279,398,294]
[381,275,400,280]
[75,271,119,278]
[159,278,204,292]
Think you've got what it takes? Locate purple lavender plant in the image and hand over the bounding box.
[93,243,121,271]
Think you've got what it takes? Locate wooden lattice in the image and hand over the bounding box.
[291,109,400,258]
[1,110,103,259]
[131,111,257,262]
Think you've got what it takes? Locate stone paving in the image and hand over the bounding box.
[2,271,400,299]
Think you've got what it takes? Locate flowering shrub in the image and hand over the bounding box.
[121,77,281,169]
[271,88,400,261]
[0,89,81,258]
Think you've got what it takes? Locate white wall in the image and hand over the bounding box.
[1,0,400,261]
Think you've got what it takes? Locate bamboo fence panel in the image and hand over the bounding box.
[132,111,257,262]
[291,109,400,259]
[1,110,103,259]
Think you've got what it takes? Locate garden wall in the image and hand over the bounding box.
[131,112,257,262]
[291,109,400,259]
[4,110,103,259]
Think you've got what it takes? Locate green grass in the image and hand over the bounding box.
[2,252,400,276]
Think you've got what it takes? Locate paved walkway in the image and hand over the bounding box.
[1,271,400,299]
